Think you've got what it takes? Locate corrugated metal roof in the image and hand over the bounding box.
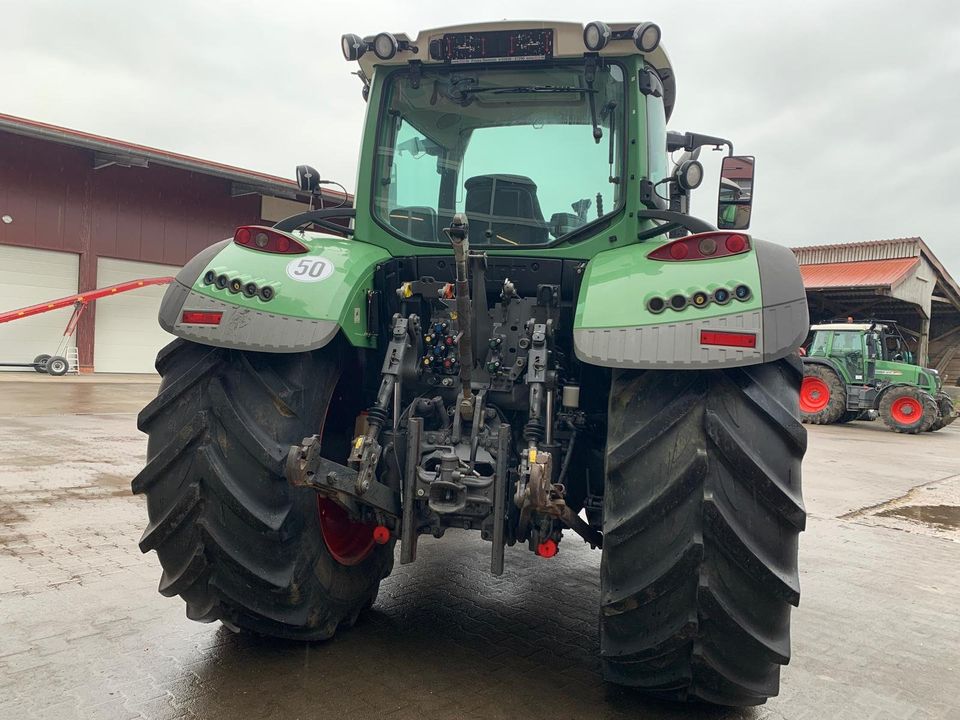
[0,112,350,203]
[799,258,919,289]
[792,238,921,265]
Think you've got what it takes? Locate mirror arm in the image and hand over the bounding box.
[273,208,356,234]
[666,131,733,156]
[636,210,716,241]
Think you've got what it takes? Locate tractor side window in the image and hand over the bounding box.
[809,332,828,357]
[830,332,861,355]
[377,119,444,243]
[645,85,668,186]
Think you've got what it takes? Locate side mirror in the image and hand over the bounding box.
[296,165,320,193]
[717,155,755,230]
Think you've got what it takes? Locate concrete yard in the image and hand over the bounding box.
[0,374,957,720]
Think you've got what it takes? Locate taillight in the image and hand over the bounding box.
[700,330,757,348]
[647,232,751,261]
[181,311,223,325]
[234,226,307,254]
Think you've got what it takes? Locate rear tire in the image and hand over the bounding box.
[133,339,393,639]
[601,357,806,706]
[799,364,845,424]
[879,386,938,434]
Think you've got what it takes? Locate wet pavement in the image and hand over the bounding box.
[0,375,958,719]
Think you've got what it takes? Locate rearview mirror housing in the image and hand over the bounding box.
[717,156,755,230]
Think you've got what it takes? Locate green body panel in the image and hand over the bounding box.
[574,243,762,330]
[873,360,936,392]
[190,233,391,348]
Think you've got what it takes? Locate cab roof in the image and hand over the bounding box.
[811,323,875,332]
[354,21,676,120]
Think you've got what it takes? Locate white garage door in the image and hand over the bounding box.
[94,258,180,374]
[0,246,78,372]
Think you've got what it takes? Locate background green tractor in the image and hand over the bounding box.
[800,320,956,433]
[133,21,811,707]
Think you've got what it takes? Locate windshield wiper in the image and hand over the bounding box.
[460,85,597,95]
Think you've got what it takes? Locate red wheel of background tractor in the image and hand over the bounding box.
[879,385,938,434]
[318,498,376,566]
[800,377,830,413]
[799,364,846,424]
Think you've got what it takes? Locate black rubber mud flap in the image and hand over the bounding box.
[132,338,393,639]
[600,356,806,706]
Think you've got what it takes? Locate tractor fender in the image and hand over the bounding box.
[572,236,809,369]
[800,356,846,380]
[159,232,391,353]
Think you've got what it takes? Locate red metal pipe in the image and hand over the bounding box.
[0,276,174,325]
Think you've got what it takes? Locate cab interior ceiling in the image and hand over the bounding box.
[391,66,622,150]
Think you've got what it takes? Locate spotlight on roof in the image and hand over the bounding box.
[341,33,366,61]
[633,22,661,53]
[583,21,612,51]
[373,32,399,61]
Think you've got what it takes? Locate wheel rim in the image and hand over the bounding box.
[800,377,830,413]
[318,498,375,566]
[890,397,923,425]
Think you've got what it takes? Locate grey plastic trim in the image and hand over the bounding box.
[762,297,809,362]
[174,239,230,287]
[754,238,807,308]
[574,310,764,369]
[158,281,340,353]
[753,238,810,362]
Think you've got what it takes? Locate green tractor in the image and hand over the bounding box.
[133,21,811,707]
[800,320,956,433]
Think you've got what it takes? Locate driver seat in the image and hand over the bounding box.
[464,174,549,245]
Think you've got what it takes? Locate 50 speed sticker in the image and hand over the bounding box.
[285,257,334,282]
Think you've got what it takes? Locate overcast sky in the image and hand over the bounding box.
[5,1,960,273]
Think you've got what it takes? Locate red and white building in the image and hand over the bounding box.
[0,113,346,373]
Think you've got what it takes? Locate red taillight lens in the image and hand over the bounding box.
[648,232,751,261]
[700,330,757,348]
[725,234,747,253]
[181,311,223,325]
[233,225,307,254]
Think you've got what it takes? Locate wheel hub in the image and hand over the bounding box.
[800,377,830,413]
[318,498,375,566]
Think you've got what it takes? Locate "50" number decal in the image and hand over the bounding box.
[285,257,335,283]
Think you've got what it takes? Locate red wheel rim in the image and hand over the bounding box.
[318,498,375,566]
[800,377,830,413]
[890,397,923,425]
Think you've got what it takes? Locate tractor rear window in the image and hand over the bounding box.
[373,62,626,247]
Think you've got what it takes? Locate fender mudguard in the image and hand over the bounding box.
[573,237,809,369]
[159,232,391,353]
